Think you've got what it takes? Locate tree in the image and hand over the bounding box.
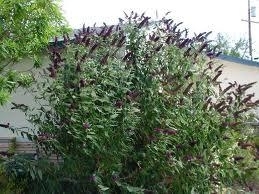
[213,33,249,59]
[0,0,69,105]
[11,12,259,193]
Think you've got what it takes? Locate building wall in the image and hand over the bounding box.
[217,59,259,98]
[0,57,49,139]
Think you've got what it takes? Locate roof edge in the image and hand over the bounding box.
[217,54,259,67]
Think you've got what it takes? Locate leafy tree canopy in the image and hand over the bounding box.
[0,0,69,105]
[213,33,248,59]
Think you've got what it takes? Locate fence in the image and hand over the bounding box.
[0,137,61,163]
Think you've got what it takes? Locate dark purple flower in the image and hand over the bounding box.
[82,24,86,33]
[165,36,172,44]
[212,70,222,82]
[148,135,157,142]
[74,50,79,61]
[153,36,160,42]
[90,174,97,182]
[118,18,124,23]
[122,52,133,62]
[110,37,117,46]
[206,52,215,59]
[47,66,57,78]
[53,59,60,69]
[189,140,198,146]
[86,26,90,33]
[166,151,172,159]
[89,43,99,54]
[154,128,177,135]
[83,122,90,129]
[211,163,221,168]
[126,90,139,101]
[154,128,163,133]
[104,25,114,37]
[184,155,193,162]
[133,13,138,19]
[63,35,68,44]
[137,17,150,28]
[115,25,121,31]
[178,38,190,49]
[74,33,81,43]
[217,105,228,113]
[54,36,58,46]
[149,33,155,41]
[79,79,86,87]
[176,144,183,149]
[82,34,88,43]
[238,142,254,149]
[233,156,244,162]
[222,85,233,95]
[214,64,223,72]
[85,38,91,47]
[183,82,194,95]
[215,51,222,57]
[155,44,163,52]
[214,101,225,110]
[115,100,123,108]
[197,42,208,53]
[223,136,231,140]
[184,47,192,57]
[233,108,250,118]
[164,129,177,135]
[69,103,76,110]
[112,173,119,181]
[98,26,106,36]
[100,53,109,65]
[241,93,254,104]
[76,63,81,72]
[117,36,126,47]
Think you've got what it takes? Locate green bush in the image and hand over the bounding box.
[16,12,259,193]
[0,154,36,194]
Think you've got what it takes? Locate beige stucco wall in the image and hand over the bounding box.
[217,59,259,98]
[0,57,49,139]
[1,57,259,138]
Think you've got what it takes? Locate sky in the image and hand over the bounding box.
[61,0,259,58]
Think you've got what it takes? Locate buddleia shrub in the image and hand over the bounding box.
[18,12,259,193]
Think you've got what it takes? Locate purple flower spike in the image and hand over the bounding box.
[83,122,90,129]
[79,79,86,87]
[154,128,163,133]
[165,129,177,135]
[115,100,123,108]
[154,128,177,135]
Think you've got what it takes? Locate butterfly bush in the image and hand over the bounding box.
[15,12,259,193]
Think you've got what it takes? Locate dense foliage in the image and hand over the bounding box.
[0,0,68,105]
[8,12,259,193]
[213,33,248,59]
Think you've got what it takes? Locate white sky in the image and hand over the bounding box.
[61,0,259,57]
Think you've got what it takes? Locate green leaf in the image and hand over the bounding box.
[96,125,104,129]
[126,185,145,193]
[30,169,35,180]
[0,90,10,105]
[91,90,97,98]
[98,184,110,192]
[110,114,119,119]
[37,169,43,180]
